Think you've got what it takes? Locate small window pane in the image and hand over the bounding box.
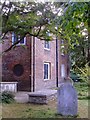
[12,32,18,44]
[61,64,66,77]
[44,63,50,80]
[12,32,26,45]
[44,41,50,49]
[20,39,24,43]
[18,35,25,44]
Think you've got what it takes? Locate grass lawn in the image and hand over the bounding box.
[74,82,89,100]
[1,82,89,119]
[1,100,89,118]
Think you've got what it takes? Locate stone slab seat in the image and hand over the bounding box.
[14,92,29,103]
[28,89,57,104]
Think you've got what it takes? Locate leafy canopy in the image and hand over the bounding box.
[0,1,89,67]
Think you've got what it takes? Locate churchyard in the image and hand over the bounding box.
[1,99,88,118]
[0,1,89,119]
[1,82,89,119]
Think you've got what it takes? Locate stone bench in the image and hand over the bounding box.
[28,90,57,104]
[0,82,18,93]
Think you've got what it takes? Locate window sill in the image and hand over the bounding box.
[12,43,26,46]
[16,44,26,46]
[44,48,50,51]
[44,79,50,81]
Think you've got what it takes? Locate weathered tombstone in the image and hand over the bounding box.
[57,82,78,116]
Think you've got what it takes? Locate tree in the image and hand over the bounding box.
[0,1,89,67]
[0,1,64,52]
[1,2,61,39]
[56,2,89,67]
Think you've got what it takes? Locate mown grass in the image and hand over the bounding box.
[1,82,89,119]
[74,82,90,100]
[1,99,89,118]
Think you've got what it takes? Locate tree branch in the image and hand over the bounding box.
[2,35,25,53]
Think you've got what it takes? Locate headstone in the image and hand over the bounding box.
[57,82,78,116]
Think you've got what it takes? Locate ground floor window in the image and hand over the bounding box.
[44,62,50,80]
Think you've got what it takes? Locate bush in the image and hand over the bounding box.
[0,91,15,104]
[71,62,90,84]
[74,82,89,100]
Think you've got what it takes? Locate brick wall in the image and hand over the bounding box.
[2,33,69,91]
[34,38,60,91]
[34,37,69,91]
[2,33,32,91]
[59,42,70,83]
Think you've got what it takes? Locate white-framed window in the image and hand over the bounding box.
[61,64,66,78]
[44,41,50,50]
[44,62,51,80]
[12,32,26,45]
[61,40,65,55]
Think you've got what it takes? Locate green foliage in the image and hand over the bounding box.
[58,2,89,67]
[74,82,89,100]
[1,91,15,104]
[70,70,81,82]
[71,62,90,100]
[78,64,90,83]
[1,1,89,67]
[72,62,90,84]
[1,2,57,41]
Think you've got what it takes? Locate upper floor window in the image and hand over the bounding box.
[12,32,26,45]
[61,39,65,56]
[44,41,50,50]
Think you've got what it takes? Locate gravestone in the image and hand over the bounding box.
[57,82,78,116]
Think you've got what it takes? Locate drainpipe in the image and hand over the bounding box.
[32,36,35,92]
[29,35,32,92]
[56,35,58,87]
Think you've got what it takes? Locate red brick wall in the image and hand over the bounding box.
[34,38,69,91]
[2,33,32,91]
[34,38,61,91]
[59,39,70,82]
[2,33,69,91]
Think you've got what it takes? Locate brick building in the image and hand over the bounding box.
[1,32,69,92]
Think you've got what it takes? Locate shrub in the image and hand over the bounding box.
[1,91,15,104]
[72,62,90,84]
